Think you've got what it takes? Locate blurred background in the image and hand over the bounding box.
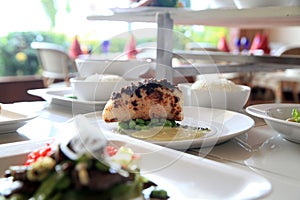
[0,0,299,104]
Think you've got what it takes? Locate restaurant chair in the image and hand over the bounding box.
[31,42,77,87]
[274,45,300,103]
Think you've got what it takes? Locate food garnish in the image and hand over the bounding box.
[286,108,300,123]
[291,108,300,123]
[118,118,210,141]
[64,94,78,99]
[118,118,178,131]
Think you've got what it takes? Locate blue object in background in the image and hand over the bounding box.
[240,36,250,50]
[101,40,110,54]
[234,36,250,53]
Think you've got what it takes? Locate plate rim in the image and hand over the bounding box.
[28,88,107,106]
[84,106,255,149]
[0,109,37,134]
[0,109,37,125]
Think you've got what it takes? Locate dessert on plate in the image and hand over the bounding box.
[102,79,183,123]
[102,79,210,141]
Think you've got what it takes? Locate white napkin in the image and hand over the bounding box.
[60,115,107,160]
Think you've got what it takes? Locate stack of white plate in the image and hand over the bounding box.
[233,0,300,8]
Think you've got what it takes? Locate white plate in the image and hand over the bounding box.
[28,88,106,112]
[84,106,254,150]
[246,103,300,143]
[110,7,183,14]
[0,136,271,199]
[0,107,37,134]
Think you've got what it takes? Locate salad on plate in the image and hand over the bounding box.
[0,115,169,200]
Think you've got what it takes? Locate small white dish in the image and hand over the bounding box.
[178,83,251,112]
[27,88,106,112]
[285,69,300,77]
[246,103,300,143]
[0,107,37,134]
[70,76,135,101]
[209,0,236,9]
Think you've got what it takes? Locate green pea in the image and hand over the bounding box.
[135,125,142,130]
[119,122,129,130]
[151,118,159,124]
[129,120,136,129]
[164,120,172,127]
[171,120,177,127]
[150,189,169,199]
[136,119,145,125]
[159,118,166,123]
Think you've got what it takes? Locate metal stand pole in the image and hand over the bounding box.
[155,12,174,83]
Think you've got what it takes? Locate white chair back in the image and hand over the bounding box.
[31,42,77,87]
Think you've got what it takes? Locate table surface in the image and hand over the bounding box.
[0,101,300,199]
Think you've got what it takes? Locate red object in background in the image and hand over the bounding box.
[250,33,270,54]
[124,33,138,59]
[69,35,83,59]
[218,36,230,52]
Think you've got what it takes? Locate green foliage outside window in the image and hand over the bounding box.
[174,25,229,49]
[0,32,69,76]
[0,26,228,76]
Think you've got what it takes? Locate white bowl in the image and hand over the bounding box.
[75,59,152,79]
[178,83,251,111]
[70,76,135,101]
[210,0,236,9]
[233,0,300,8]
[266,106,300,143]
[285,69,300,77]
[246,104,300,143]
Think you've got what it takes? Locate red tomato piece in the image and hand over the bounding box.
[24,143,54,165]
[106,146,118,157]
[24,158,37,166]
